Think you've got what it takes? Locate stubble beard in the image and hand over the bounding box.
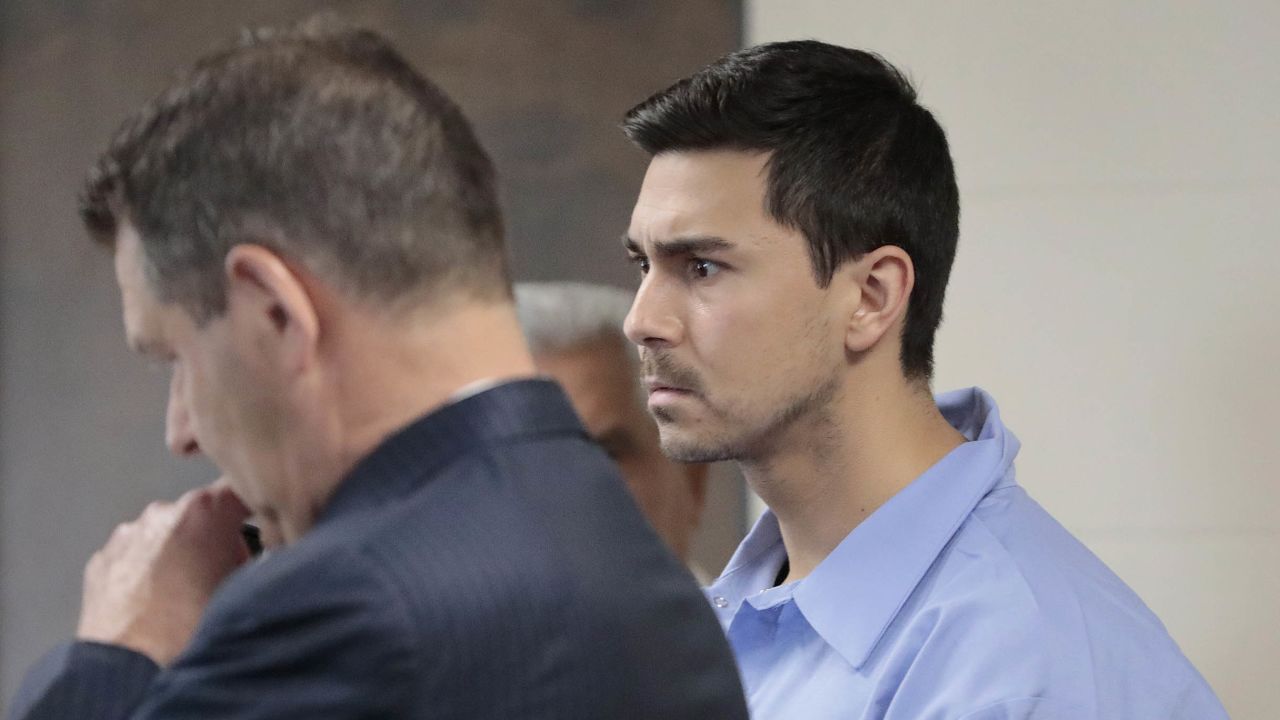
[654,372,841,464]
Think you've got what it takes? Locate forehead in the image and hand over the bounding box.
[628,149,775,243]
[113,223,169,353]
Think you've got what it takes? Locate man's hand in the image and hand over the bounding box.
[76,483,252,666]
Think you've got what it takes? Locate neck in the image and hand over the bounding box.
[744,374,965,583]
[281,295,537,540]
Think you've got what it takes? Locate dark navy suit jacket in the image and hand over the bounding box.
[9,380,748,719]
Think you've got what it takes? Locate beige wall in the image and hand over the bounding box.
[747,1,1278,717]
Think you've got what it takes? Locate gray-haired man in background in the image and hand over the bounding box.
[516,282,711,580]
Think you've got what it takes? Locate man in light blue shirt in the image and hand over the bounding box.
[618,40,1228,718]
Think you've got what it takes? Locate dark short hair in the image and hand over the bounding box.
[83,19,508,323]
[622,40,958,381]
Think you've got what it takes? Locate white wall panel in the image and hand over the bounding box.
[748,2,1279,715]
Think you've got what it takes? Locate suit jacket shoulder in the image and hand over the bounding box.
[9,380,747,720]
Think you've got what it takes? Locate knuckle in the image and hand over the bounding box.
[84,550,105,577]
[185,487,214,510]
[212,488,246,516]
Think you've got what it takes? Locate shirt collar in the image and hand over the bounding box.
[709,387,1020,670]
[707,512,789,615]
[318,378,586,524]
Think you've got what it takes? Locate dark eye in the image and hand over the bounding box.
[632,256,651,275]
[690,258,722,279]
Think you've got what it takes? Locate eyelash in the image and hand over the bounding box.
[629,255,723,280]
[688,258,721,279]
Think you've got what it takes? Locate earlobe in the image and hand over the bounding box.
[844,246,914,354]
[224,245,320,373]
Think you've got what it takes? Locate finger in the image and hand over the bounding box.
[83,549,105,579]
[176,485,236,517]
[210,484,252,521]
[190,494,253,565]
[172,489,251,553]
[205,477,252,524]
[187,488,252,532]
[105,520,140,549]
[141,499,178,523]
[108,521,131,542]
[136,498,183,542]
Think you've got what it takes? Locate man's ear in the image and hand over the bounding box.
[223,244,320,374]
[844,245,914,354]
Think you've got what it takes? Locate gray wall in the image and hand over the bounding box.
[0,0,743,705]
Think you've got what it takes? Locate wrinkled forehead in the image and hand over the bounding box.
[628,150,773,243]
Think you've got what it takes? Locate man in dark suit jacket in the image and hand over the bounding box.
[8,19,747,720]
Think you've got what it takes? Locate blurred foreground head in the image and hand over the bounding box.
[85,20,523,542]
[516,282,708,562]
[84,17,508,318]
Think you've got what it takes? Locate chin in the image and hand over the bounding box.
[658,430,734,464]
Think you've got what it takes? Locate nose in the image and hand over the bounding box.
[165,365,201,457]
[624,273,683,350]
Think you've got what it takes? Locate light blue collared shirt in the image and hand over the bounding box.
[707,388,1227,719]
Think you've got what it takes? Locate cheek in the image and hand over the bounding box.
[687,301,755,372]
[187,346,255,443]
[690,300,799,383]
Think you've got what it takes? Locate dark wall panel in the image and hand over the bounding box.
[0,0,742,705]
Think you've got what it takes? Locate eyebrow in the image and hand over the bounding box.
[623,234,734,257]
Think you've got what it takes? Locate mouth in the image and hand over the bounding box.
[643,379,700,410]
[644,377,692,393]
[638,351,702,407]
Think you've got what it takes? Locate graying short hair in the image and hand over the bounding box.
[514,282,636,358]
[82,18,508,324]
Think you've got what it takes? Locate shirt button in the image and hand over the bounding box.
[712,596,729,608]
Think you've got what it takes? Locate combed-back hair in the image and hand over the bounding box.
[82,17,509,323]
[622,40,959,381]
[514,281,635,358]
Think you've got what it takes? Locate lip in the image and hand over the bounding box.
[643,379,698,409]
[643,377,693,394]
